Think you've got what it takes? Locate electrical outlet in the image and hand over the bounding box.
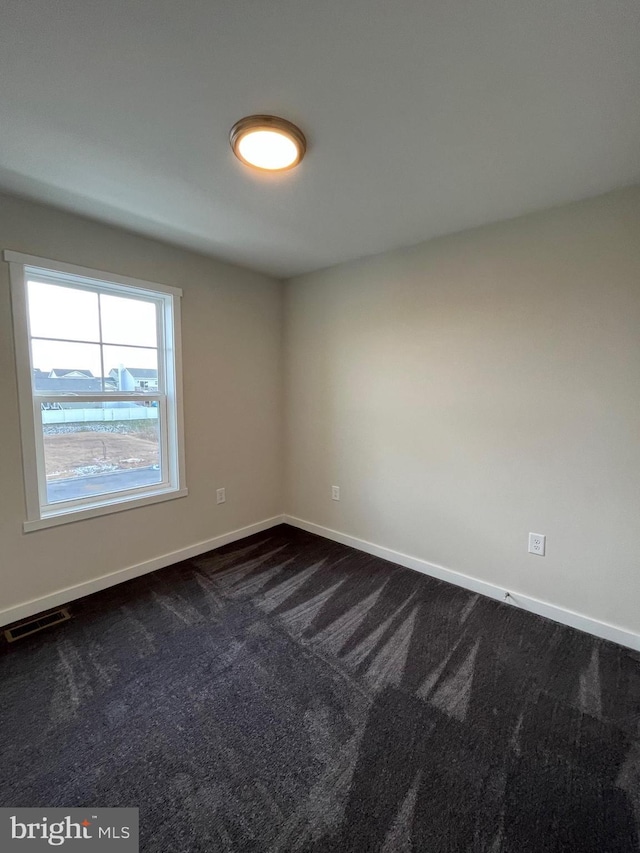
[331,485,340,501]
[528,532,545,556]
[216,487,226,504]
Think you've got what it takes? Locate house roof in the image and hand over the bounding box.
[34,376,104,392]
[123,367,158,379]
[49,369,94,378]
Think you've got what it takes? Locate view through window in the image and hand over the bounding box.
[7,253,185,528]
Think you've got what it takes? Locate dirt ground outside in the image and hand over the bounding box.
[44,427,159,480]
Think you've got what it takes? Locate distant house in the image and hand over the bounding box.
[109,367,158,392]
[48,368,94,379]
[33,370,117,408]
[35,374,103,393]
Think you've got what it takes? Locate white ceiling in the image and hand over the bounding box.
[1,0,639,278]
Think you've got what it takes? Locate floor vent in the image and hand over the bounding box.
[4,608,71,642]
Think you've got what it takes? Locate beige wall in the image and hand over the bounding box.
[3,186,639,636]
[0,193,283,616]
[284,187,640,635]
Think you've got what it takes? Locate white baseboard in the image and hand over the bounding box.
[1,515,285,627]
[284,515,640,653]
[7,511,639,653]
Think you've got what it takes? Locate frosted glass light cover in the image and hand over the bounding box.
[230,115,306,172]
[237,130,299,170]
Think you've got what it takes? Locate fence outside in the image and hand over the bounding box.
[42,407,158,425]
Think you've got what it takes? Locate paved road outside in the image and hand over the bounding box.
[47,466,162,503]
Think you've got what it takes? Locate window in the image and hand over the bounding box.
[6,251,187,531]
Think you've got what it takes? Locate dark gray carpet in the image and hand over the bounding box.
[2,524,639,852]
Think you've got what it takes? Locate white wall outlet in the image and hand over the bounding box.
[216,487,226,504]
[331,485,340,501]
[528,532,545,556]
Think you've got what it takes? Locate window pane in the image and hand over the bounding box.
[100,293,158,347]
[28,281,100,342]
[42,401,161,504]
[31,340,103,391]
[103,346,159,392]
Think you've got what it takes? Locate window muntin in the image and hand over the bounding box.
[27,277,161,395]
[6,252,186,530]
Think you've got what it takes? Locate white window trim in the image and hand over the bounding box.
[5,250,187,532]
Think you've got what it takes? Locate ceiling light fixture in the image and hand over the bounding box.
[230,115,307,172]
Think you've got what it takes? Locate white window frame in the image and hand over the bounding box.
[5,251,187,532]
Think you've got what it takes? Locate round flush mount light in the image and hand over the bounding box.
[230,115,307,172]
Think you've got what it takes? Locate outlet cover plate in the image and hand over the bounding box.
[528,532,545,555]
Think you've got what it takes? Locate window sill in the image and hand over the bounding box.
[23,487,188,532]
